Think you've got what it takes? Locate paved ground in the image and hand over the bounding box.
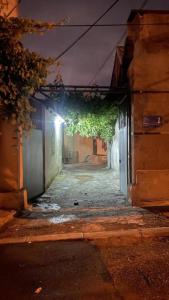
[1,164,169,299]
[1,237,169,299]
[1,202,169,245]
[33,164,126,214]
[96,236,169,300]
[1,164,169,243]
[0,240,114,300]
[20,164,127,222]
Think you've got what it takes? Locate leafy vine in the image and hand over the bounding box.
[52,89,118,141]
[0,16,60,129]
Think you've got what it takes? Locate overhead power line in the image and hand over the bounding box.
[89,31,126,85]
[56,0,120,60]
[89,0,149,85]
[6,0,22,18]
[140,0,149,9]
[5,22,169,31]
[57,23,169,27]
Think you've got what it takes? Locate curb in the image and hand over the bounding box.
[0,226,169,245]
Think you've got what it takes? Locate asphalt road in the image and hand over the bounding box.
[1,238,169,299]
[0,240,113,300]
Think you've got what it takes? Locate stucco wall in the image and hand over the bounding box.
[75,134,93,162]
[0,120,27,209]
[0,0,27,209]
[128,11,169,206]
[64,134,107,163]
[0,0,18,17]
[97,139,107,156]
[0,120,20,192]
[44,109,63,188]
[0,2,19,192]
[64,134,93,163]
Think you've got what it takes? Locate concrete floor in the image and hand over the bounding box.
[2,163,169,245]
[29,164,126,221]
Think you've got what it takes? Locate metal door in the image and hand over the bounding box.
[119,118,128,196]
[23,128,44,200]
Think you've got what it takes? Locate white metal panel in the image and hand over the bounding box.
[119,126,128,196]
[23,129,44,200]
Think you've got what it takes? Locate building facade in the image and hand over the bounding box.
[123,10,169,206]
[0,2,63,208]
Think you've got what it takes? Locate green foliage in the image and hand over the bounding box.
[0,16,59,129]
[54,91,118,141]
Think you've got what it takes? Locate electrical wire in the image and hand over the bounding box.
[56,23,169,27]
[140,0,149,9]
[89,31,126,85]
[89,0,149,85]
[6,0,21,18]
[56,0,120,60]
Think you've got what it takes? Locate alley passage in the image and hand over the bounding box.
[29,164,126,221]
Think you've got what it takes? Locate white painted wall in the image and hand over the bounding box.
[111,121,119,175]
[107,120,120,177]
[44,109,63,188]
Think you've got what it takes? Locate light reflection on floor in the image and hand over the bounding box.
[48,214,78,224]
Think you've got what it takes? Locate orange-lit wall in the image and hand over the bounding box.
[0,1,28,209]
[128,11,169,207]
[64,134,107,164]
[0,0,18,17]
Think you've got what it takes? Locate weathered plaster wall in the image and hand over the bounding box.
[97,139,107,156]
[74,134,93,162]
[64,134,107,164]
[0,2,27,209]
[0,0,18,17]
[44,109,63,188]
[64,134,93,163]
[128,11,169,206]
[0,120,27,209]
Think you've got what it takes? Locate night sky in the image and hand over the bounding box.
[20,0,169,86]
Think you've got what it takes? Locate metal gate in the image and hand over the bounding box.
[119,115,128,196]
[23,129,44,200]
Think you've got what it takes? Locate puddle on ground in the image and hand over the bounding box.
[48,214,78,224]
